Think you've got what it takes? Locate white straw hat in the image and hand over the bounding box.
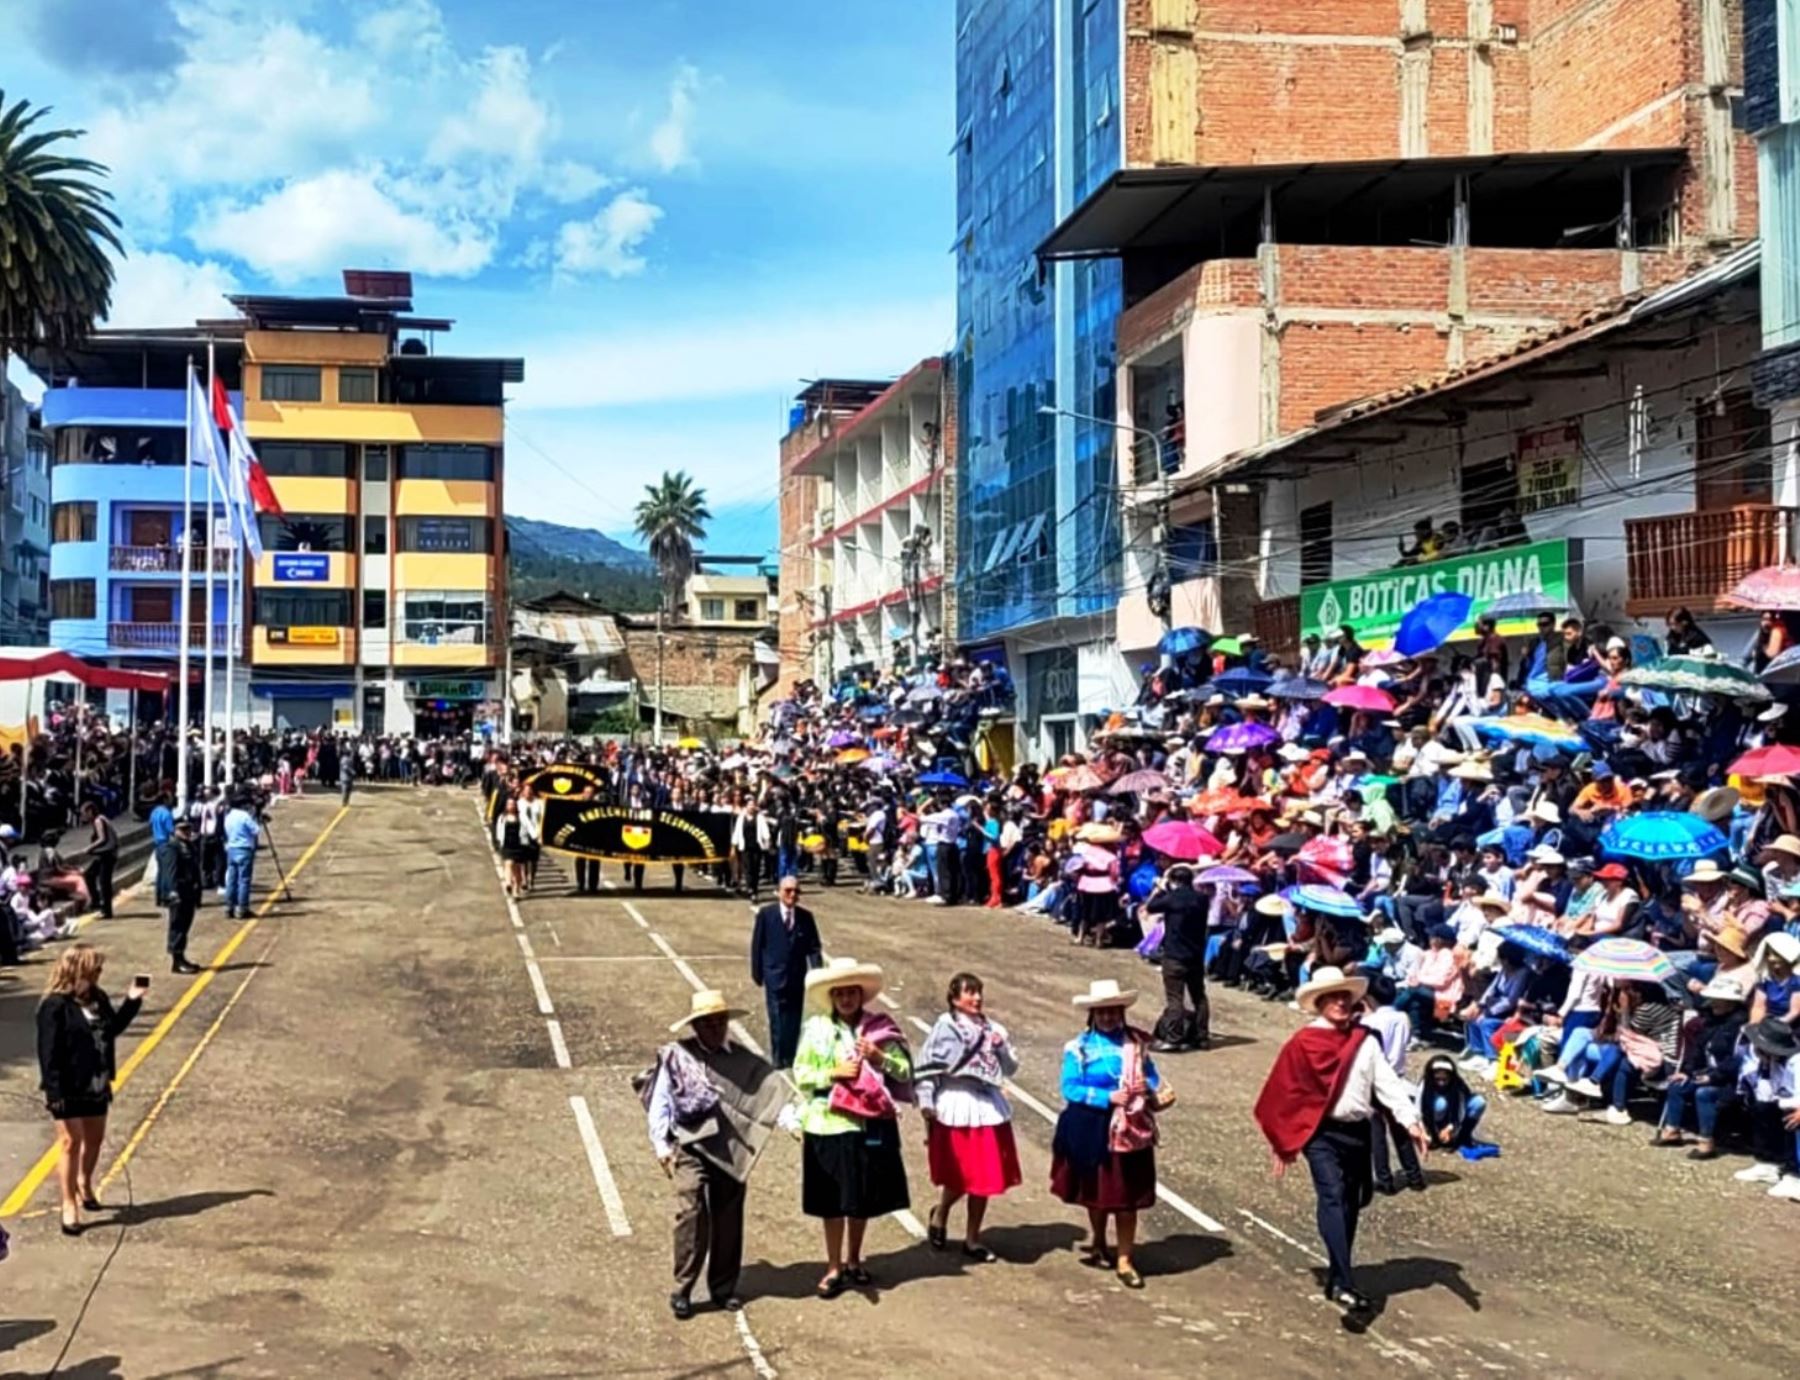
[803,957,885,1011]
[1071,977,1138,1010]
[670,989,747,1034]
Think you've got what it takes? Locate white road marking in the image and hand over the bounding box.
[602,877,617,891]
[1238,1209,1325,1262]
[546,1018,573,1070]
[536,953,744,964]
[733,1310,779,1379]
[569,1094,632,1237]
[515,930,536,961]
[1001,1079,1058,1123]
[876,992,900,1008]
[1154,1183,1228,1236]
[891,1208,928,1239]
[525,960,555,1015]
[547,923,561,948]
[623,900,650,929]
[648,931,708,992]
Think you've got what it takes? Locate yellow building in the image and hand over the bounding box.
[233,270,521,734]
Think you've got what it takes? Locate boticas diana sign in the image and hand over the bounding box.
[1299,539,1572,647]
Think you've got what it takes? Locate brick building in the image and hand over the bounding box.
[1017,0,1757,672]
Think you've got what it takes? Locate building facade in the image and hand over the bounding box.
[1,381,50,646]
[1746,0,1800,502]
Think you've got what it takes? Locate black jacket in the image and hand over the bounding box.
[749,903,822,999]
[37,989,141,1108]
[1145,885,1209,964]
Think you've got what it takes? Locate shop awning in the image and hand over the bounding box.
[0,648,171,693]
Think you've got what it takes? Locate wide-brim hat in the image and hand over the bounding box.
[1692,786,1740,823]
[1254,893,1290,917]
[1713,925,1751,961]
[1749,1017,1800,1060]
[670,989,749,1034]
[1527,844,1565,866]
[1726,866,1765,896]
[1375,926,1407,946]
[1235,695,1272,711]
[1762,931,1800,968]
[1072,977,1138,1011]
[1473,893,1512,914]
[1681,859,1728,886]
[804,957,886,1011]
[1757,834,1800,865]
[1296,965,1368,1016]
[1451,762,1495,782]
[1277,744,1311,763]
[1698,974,1749,1003]
[1531,801,1562,825]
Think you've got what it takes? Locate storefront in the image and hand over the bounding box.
[251,681,354,732]
[405,677,493,737]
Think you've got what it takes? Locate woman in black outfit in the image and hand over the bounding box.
[37,943,146,1235]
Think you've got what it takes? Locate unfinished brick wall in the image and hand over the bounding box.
[1461,248,1625,313]
[775,466,820,694]
[1277,322,1456,435]
[1277,246,1454,313]
[1527,0,1689,148]
[618,622,761,720]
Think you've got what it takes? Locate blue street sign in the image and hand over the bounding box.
[272,553,331,583]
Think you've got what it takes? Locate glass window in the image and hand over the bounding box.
[254,590,350,627]
[396,444,494,482]
[52,502,96,543]
[397,517,491,553]
[1762,127,1800,350]
[363,445,390,482]
[363,515,388,555]
[258,513,348,551]
[734,598,761,621]
[339,368,378,404]
[50,579,95,620]
[402,590,487,644]
[260,366,323,403]
[363,589,387,630]
[259,442,351,478]
[700,597,725,621]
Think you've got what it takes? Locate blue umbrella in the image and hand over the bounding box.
[917,770,969,788]
[1160,626,1210,656]
[1492,924,1571,964]
[1269,675,1329,701]
[1762,645,1800,685]
[1484,589,1575,619]
[857,705,888,721]
[1395,590,1474,656]
[1282,883,1364,920]
[1211,667,1273,696]
[1599,812,1728,862]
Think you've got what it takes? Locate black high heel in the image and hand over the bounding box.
[60,1211,83,1237]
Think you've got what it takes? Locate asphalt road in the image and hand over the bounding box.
[0,787,1794,1378]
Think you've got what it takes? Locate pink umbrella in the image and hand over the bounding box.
[1722,564,1800,611]
[1073,841,1118,870]
[1362,649,1406,668]
[1108,768,1171,796]
[1296,835,1353,887]
[1142,819,1224,861]
[1323,684,1396,713]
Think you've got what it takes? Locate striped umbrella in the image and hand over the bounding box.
[1472,713,1585,751]
[1573,936,1675,983]
[1196,864,1258,886]
[1619,654,1771,702]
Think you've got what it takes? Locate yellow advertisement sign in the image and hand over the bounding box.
[269,626,341,646]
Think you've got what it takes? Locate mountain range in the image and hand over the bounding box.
[506,515,655,570]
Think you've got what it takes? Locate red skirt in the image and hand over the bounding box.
[926,1120,1023,1198]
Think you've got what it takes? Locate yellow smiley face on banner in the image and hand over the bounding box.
[621,825,654,851]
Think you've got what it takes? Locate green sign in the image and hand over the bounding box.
[1299,539,1573,647]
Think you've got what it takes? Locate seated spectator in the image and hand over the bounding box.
[1749,932,1800,1027]
[1419,1053,1489,1151]
[1394,923,1464,1040]
[1732,1017,1800,1197]
[1652,972,1750,1158]
[1457,941,1530,1074]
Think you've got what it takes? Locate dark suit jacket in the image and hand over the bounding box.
[37,989,141,1107]
[750,903,821,999]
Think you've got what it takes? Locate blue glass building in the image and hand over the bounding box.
[954,0,1123,756]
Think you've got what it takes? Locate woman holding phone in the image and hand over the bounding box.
[36,944,146,1235]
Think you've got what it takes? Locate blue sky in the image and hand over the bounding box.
[0,0,956,556]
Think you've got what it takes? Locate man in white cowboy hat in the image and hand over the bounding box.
[643,990,783,1321]
[1253,967,1427,1313]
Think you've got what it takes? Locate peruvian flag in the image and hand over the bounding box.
[211,377,282,560]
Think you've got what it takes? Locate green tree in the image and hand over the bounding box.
[633,470,711,619]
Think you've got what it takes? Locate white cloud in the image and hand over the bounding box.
[648,63,702,172]
[552,190,664,280]
[541,160,613,205]
[193,169,495,284]
[103,248,240,328]
[514,293,954,410]
[356,0,449,60]
[429,46,549,167]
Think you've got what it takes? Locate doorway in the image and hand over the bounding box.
[127,510,173,547]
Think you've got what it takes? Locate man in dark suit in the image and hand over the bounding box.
[749,875,822,1067]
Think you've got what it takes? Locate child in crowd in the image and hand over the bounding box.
[1418,1053,1489,1150]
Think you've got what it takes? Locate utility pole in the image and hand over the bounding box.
[653,604,665,744]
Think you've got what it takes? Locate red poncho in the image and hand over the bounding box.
[1252,1022,1371,1163]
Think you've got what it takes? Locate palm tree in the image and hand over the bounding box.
[0,91,122,459]
[634,470,711,619]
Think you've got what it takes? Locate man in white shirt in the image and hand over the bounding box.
[1253,966,1427,1313]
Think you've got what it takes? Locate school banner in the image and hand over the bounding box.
[1298,538,1574,648]
[525,762,607,798]
[543,801,733,864]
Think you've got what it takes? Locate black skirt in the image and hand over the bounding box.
[802,1120,911,1220]
[50,1095,112,1121]
[1049,1102,1156,1212]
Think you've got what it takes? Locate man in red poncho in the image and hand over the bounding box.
[1253,966,1429,1313]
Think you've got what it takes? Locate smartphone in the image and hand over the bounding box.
[133,973,152,988]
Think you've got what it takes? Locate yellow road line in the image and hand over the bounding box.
[0,803,349,1217]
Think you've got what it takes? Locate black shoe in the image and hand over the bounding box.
[80,1194,102,1212]
[718,1295,744,1312]
[1150,1040,1183,1054]
[1374,1178,1398,1196]
[669,1294,693,1321]
[1405,1177,1428,1193]
[1192,1034,1212,1051]
[927,1209,947,1250]
[1325,1285,1373,1313]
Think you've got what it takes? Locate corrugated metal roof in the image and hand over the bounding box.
[512,607,622,657]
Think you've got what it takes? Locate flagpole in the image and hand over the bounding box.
[176,359,194,809]
[224,534,238,790]
[202,339,218,793]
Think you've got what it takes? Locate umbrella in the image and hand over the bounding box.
[1760,645,1800,685]
[1109,768,1171,796]
[718,753,747,771]
[1207,721,1281,754]
[1196,864,1257,886]
[1491,924,1571,964]
[1573,936,1676,983]
[1599,811,1727,862]
[858,705,889,721]
[1269,676,1329,701]
[1160,626,1209,656]
[1211,666,1272,696]
[1267,831,1307,855]
[1472,713,1584,751]
[677,736,706,750]
[1282,883,1363,920]
[1362,648,1407,668]
[1209,636,1244,657]
[1296,835,1353,887]
[1729,744,1800,778]
[1396,590,1474,656]
[1073,841,1117,869]
[1076,821,1124,845]
[1484,588,1576,619]
[859,755,900,774]
[1619,654,1771,702]
[907,683,945,704]
[1322,684,1396,713]
[826,729,860,749]
[1721,564,1800,611]
[1142,819,1223,860]
[835,747,871,765]
[917,770,968,788]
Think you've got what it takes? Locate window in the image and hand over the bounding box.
[260,366,323,403]
[402,590,487,644]
[51,502,97,543]
[259,442,351,478]
[397,516,492,553]
[362,590,387,630]
[258,513,348,551]
[50,579,95,620]
[700,597,726,621]
[396,444,494,482]
[363,515,388,555]
[1697,392,1773,509]
[338,368,378,404]
[1299,503,1333,587]
[363,445,389,482]
[254,590,350,627]
[734,598,761,621]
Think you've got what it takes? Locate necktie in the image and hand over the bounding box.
[783,908,794,930]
